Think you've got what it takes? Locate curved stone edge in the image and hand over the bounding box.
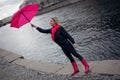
[0,48,120,76]
[0,16,11,27]
[0,48,24,63]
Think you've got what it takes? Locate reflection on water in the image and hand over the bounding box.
[0,0,120,64]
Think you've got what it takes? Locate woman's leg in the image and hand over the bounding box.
[61,45,75,62]
[65,41,83,60]
[61,45,79,76]
[65,41,89,73]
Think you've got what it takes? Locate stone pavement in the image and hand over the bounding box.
[0,48,120,80]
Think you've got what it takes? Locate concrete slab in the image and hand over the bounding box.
[4,53,23,62]
[56,62,85,76]
[0,48,11,57]
[90,60,120,75]
[12,59,45,66]
[12,58,33,65]
[27,62,64,74]
[13,59,64,74]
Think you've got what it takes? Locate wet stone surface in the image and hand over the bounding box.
[0,56,120,80]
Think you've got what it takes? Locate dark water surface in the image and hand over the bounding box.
[0,0,120,64]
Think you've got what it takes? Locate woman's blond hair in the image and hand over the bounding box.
[51,17,61,25]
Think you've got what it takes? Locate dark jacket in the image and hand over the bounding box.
[36,26,75,46]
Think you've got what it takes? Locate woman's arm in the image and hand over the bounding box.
[31,24,51,34]
[36,27,51,34]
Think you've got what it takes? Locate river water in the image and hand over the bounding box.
[0,0,120,64]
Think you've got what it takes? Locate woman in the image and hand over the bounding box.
[31,17,89,76]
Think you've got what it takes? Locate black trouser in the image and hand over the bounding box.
[60,41,83,63]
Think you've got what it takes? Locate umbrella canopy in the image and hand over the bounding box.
[10,4,38,28]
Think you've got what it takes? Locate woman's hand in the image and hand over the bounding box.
[31,23,37,28]
[73,43,78,48]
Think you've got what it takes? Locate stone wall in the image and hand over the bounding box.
[0,0,81,27]
[20,0,81,12]
[0,16,11,27]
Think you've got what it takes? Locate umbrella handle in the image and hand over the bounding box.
[29,23,34,31]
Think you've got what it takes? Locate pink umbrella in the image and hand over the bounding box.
[10,4,38,28]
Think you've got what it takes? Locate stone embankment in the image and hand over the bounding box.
[0,48,120,80]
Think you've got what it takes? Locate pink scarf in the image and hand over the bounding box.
[51,24,60,41]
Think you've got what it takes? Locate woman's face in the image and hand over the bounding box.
[50,19,56,26]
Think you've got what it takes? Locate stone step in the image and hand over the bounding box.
[4,53,23,63]
[0,48,11,57]
[90,60,120,75]
[12,59,64,74]
[0,48,23,62]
